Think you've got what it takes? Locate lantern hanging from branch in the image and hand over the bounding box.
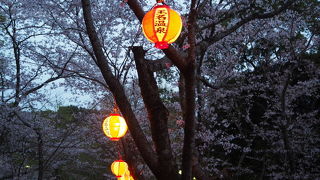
[142,3,182,49]
[102,114,128,141]
[111,160,129,178]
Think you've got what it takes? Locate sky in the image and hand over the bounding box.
[37,80,96,111]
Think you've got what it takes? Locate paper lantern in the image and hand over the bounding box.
[111,160,128,178]
[102,114,128,141]
[117,169,134,180]
[142,4,182,49]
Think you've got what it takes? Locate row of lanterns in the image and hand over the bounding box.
[102,1,182,179]
[102,113,133,179]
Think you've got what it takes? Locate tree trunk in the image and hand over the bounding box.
[280,76,295,178]
[181,66,196,180]
[181,1,198,178]
[37,131,44,180]
[132,46,179,179]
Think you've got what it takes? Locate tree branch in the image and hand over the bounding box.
[200,0,295,47]
[146,57,172,72]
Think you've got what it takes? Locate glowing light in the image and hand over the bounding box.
[102,114,128,141]
[111,160,129,178]
[142,5,182,49]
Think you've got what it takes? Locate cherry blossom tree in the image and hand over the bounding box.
[1,0,319,179]
[78,0,319,179]
[0,1,111,179]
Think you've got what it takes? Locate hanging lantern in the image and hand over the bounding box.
[111,160,129,178]
[102,114,128,141]
[142,4,182,49]
[117,169,133,180]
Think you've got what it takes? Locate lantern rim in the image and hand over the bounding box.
[155,42,169,49]
[109,113,121,116]
[111,137,120,141]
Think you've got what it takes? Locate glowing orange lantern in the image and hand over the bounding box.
[102,114,128,141]
[111,160,128,178]
[142,4,182,49]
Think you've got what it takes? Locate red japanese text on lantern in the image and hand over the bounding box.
[154,7,169,41]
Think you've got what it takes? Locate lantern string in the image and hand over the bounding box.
[156,0,165,4]
[154,0,167,7]
[113,96,119,114]
[118,140,123,160]
[150,0,167,11]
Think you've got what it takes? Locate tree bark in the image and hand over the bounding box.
[37,131,44,180]
[181,0,198,178]
[181,66,196,180]
[280,76,295,178]
[132,46,179,179]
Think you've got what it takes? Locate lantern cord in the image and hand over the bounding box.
[113,97,119,114]
[117,140,123,160]
[149,0,168,11]
[156,0,165,4]
[153,0,167,7]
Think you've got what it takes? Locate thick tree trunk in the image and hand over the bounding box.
[181,1,198,178]
[132,46,179,179]
[181,66,196,180]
